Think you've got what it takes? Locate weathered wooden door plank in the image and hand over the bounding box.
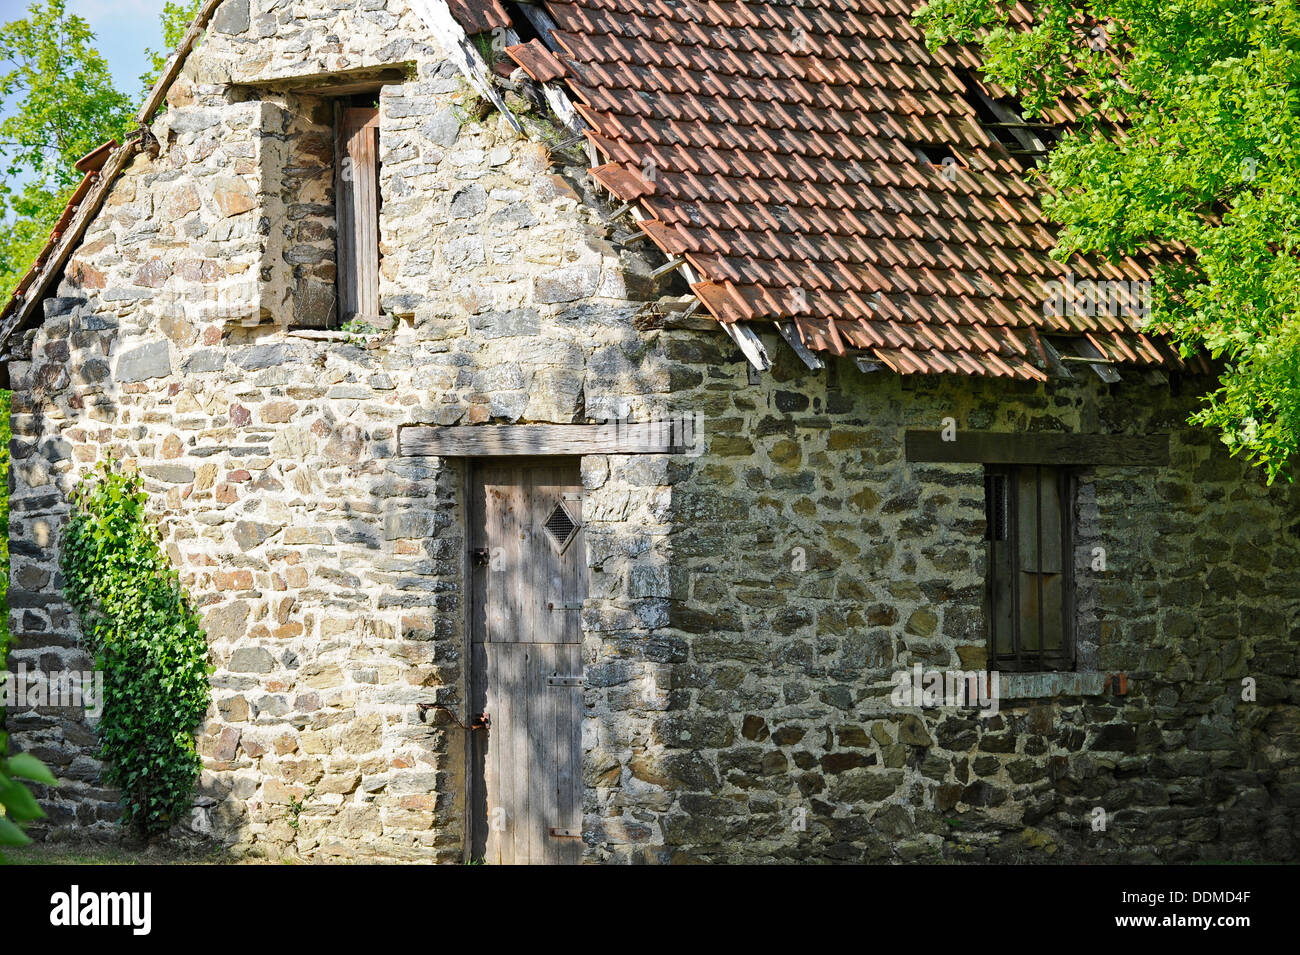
[554,643,583,865]
[470,460,586,865]
[534,643,559,864]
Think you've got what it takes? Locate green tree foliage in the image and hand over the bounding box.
[0,0,134,302]
[140,0,202,99]
[60,462,211,837]
[916,0,1300,481]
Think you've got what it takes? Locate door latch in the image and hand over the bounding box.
[472,547,490,567]
[418,704,490,732]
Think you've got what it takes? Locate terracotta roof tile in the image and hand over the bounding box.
[74,139,117,174]
[489,0,1204,377]
[4,2,1200,379]
[446,0,511,35]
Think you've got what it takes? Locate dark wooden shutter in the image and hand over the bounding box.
[988,465,1074,671]
[335,105,379,324]
[1016,465,1063,658]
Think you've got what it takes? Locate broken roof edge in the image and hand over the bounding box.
[0,0,225,355]
[0,134,145,356]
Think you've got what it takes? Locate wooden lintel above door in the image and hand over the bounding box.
[400,423,698,456]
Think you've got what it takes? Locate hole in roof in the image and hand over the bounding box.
[502,2,546,46]
[909,142,958,166]
[957,70,1060,170]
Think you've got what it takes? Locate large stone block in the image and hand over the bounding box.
[534,266,600,304]
[115,341,171,382]
[228,646,275,674]
[213,0,250,35]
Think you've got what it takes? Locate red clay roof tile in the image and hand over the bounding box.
[446,0,511,35]
[493,0,1203,377]
[506,40,568,83]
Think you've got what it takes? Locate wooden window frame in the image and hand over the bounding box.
[985,464,1077,673]
[333,101,381,327]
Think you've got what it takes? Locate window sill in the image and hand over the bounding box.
[287,329,351,341]
[996,671,1109,699]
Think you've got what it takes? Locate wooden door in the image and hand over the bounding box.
[469,460,586,864]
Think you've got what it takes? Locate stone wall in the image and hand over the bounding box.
[594,351,1300,863]
[5,2,680,861]
[197,0,430,88]
[5,0,1299,863]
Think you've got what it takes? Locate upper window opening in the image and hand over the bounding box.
[334,94,382,327]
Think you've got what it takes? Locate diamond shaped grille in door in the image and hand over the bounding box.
[543,500,578,553]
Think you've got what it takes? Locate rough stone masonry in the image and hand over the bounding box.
[4,0,1299,863]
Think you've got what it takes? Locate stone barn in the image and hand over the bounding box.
[1,0,1297,863]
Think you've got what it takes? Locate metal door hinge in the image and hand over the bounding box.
[546,675,582,687]
[549,827,580,838]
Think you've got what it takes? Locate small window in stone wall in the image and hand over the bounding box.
[985,465,1076,671]
[334,96,381,326]
[283,94,341,330]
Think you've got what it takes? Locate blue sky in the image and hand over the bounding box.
[0,0,173,96]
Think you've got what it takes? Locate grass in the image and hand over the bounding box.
[7,842,240,866]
